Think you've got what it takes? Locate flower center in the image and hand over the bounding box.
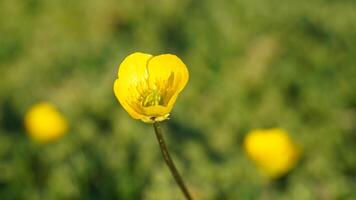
[142,89,163,107]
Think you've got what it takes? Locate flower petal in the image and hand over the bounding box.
[142,105,170,117]
[117,52,153,84]
[147,54,189,93]
[114,52,153,119]
[114,79,145,119]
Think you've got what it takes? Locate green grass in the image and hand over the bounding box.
[0,0,356,199]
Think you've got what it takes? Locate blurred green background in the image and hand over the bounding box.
[1,0,356,199]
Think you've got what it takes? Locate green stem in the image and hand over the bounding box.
[153,122,193,200]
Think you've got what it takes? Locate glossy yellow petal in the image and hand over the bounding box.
[114,79,145,119]
[114,52,153,119]
[142,105,169,117]
[117,52,153,79]
[142,54,188,119]
[147,54,189,93]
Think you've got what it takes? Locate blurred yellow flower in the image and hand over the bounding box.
[243,128,301,179]
[113,52,189,123]
[24,102,68,143]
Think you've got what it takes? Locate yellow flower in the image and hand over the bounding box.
[113,52,189,123]
[243,128,301,179]
[24,102,68,143]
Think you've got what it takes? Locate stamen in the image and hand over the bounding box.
[133,72,176,108]
[142,90,163,107]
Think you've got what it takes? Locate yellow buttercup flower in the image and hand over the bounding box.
[113,52,189,123]
[24,102,68,143]
[243,128,301,179]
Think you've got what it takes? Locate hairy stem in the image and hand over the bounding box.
[153,122,193,200]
